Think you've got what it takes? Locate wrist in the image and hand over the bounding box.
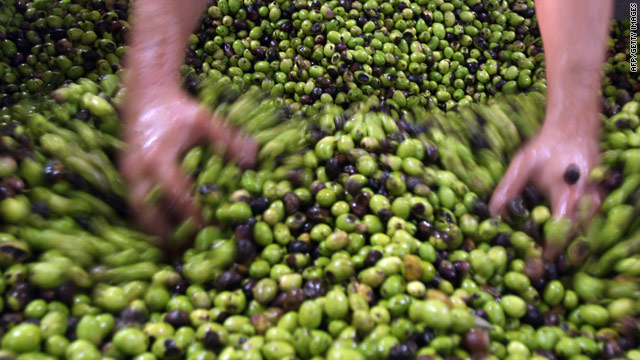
[124,0,202,92]
[125,50,183,92]
[541,109,601,141]
[543,85,602,139]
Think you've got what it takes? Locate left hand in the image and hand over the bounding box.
[119,85,257,242]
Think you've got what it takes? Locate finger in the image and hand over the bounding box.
[588,184,604,218]
[118,151,149,183]
[542,223,566,261]
[128,176,154,219]
[137,206,172,246]
[489,151,532,217]
[553,164,601,219]
[128,177,172,245]
[234,135,258,169]
[524,257,545,282]
[550,185,575,218]
[574,183,603,227]
[157,164,203,228]
[198,114,258,169]
[544,185,581,262]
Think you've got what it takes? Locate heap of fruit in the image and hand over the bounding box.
[0,1,638,360]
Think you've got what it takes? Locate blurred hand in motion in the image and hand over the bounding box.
[490,0,613,261]
[120,0,257,243]
[489,112,602,261]
[489,118,602,219]
[119,85,257,241]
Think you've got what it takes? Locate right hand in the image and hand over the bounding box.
[489,114,602,261]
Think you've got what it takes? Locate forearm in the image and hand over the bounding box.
[125,0,208,91]
[535,0,613,136]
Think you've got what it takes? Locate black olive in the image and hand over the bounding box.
[563,164,580,185]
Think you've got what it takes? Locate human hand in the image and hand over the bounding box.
[119,86,257,242]
[489,114,602,260]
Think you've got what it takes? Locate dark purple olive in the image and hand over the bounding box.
[302,279,326,299]
[463,329,490,353]
[164,310,191,328]
[563,164,580,185]
[217,271,243,290]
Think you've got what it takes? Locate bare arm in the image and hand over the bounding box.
[537,0,613,137]
[126,0,208,92]
[490,0,613,260]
